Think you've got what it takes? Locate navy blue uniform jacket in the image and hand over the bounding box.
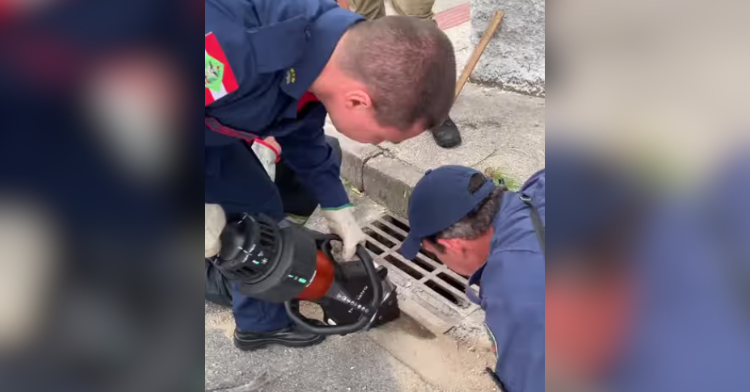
[468,170,546,392]
[204,0,363,209]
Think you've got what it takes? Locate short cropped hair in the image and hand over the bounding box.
[339,16,456,130]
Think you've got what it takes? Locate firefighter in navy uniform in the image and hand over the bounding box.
[400,166,545,391]
[204,0,456,350]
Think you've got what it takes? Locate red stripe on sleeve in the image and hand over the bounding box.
[297,92,319,113]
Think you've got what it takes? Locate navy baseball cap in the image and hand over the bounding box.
[400,166,497,260]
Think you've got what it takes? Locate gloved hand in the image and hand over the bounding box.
[205,203,226,258]
[251,137,281,180]
[322,206,366,260]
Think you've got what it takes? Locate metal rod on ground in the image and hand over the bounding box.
[455,10,504,101]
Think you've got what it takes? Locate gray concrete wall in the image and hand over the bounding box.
[470,0,545,96]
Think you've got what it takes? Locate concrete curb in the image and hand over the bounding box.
[333,129,383,191]
[362,154,424,218]
[325,124,426,219]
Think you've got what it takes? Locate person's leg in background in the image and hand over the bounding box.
[348,0,385,21]
[205,142,324,350]
[391,0,435,20]
[386,0,464,148]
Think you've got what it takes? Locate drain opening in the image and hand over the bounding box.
[381,215,410,233]
[415,253,441,270]
[424,280,469,309]
[365,239,387,256]
[419,248,443,265]
[384,254,424,280]
[373,220,406,241]
[411,255,436,272]
[397,250,436,272]
[363,227,396,249]
[437,272,467,292]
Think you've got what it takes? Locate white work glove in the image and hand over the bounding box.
[251,137,281,181]
[205,203,226,258]
[322,206,366,260]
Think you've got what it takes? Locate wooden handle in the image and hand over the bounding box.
[455,10,504,100]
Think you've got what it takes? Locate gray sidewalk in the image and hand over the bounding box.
[206,304,441,392]
[206,305,496,392]
[325,82,545,217]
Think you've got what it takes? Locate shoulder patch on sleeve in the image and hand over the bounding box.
[205,33,239,106]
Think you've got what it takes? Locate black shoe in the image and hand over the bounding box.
[431,116,462,148]
[233,325,325,351]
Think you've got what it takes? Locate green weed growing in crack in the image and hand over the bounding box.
[483,167,521,191]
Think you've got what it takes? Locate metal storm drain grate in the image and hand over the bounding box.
[363,214,480,333]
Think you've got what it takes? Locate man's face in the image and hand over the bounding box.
[421,230,494,276]
[325,94,427,144]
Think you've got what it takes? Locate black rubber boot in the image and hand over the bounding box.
[233,325,325,351]
[431,116,462,148]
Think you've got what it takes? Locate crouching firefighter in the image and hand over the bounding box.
[204,0,456,350]
[400,166,546,392]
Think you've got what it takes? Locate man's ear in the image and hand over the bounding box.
[439,237,464,252]
[344,90,372,110]
[422,238,443,255]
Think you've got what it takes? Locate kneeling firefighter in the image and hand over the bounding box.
[204,0,456,350]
